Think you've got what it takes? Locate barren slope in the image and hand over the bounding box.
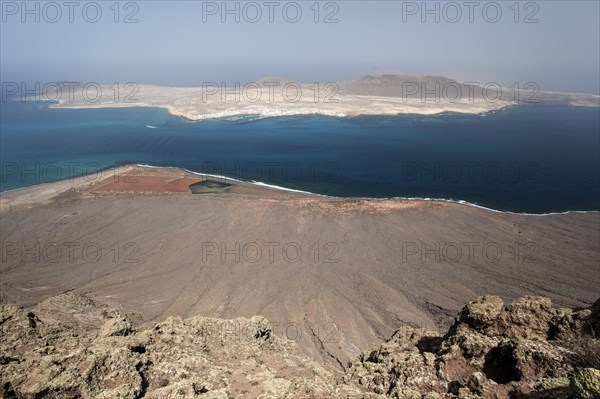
[1,173,598,368]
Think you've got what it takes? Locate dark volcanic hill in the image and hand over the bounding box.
[340,74,600,106]
[341,74,491,100]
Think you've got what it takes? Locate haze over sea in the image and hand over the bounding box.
[1,100,598,214]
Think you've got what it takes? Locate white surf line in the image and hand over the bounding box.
[135,164,247,184]
[133,164,598,216]
[137,163,327,191]
[135,163,169,170]
[134,164,599,216]
[385,196,595,217]
[250,181,330,197]
[184,170,246,184]
[2,162,594,217]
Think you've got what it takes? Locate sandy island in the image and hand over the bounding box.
[42,75,600,121]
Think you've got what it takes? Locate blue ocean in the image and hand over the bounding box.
[1,100,598,214]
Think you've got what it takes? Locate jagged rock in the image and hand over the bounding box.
[496,296,558,340]
[590,299,600,337]
[347,295,599,399]
[0,295,378,399]
[570,368,600,399]
[444,324,499,361]
[458,295,504,331]
[549,308,593,341]
[348,326,446,396]
[82,346,143,398]
[483,339,571,383]
[1,293,598,399]
[99,314,132,337]
[529,377,571,398]
[550,298,600,343]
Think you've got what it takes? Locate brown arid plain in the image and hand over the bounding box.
[1,165,599,372]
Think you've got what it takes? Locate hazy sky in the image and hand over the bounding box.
[1,0,599,93]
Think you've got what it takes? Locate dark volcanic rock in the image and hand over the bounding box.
[0,294,376,399]
[1,294,598,398]
[347,295,600,399]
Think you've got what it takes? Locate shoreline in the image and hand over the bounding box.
[32,79,600,122]
[39,81,522,120]
[13,97,519,123]
[2,163,598,216]
[19,97,597,123]
[48,101,511,121]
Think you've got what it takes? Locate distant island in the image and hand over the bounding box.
[39,74,600,121]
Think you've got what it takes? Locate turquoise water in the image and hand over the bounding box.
[1,100,598,213]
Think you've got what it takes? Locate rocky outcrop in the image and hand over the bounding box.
[0,293,376,399]
[346,295,600,399]
[1,294,598,398]
[571,368,600,399]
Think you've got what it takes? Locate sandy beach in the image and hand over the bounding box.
[1,165,599,368]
